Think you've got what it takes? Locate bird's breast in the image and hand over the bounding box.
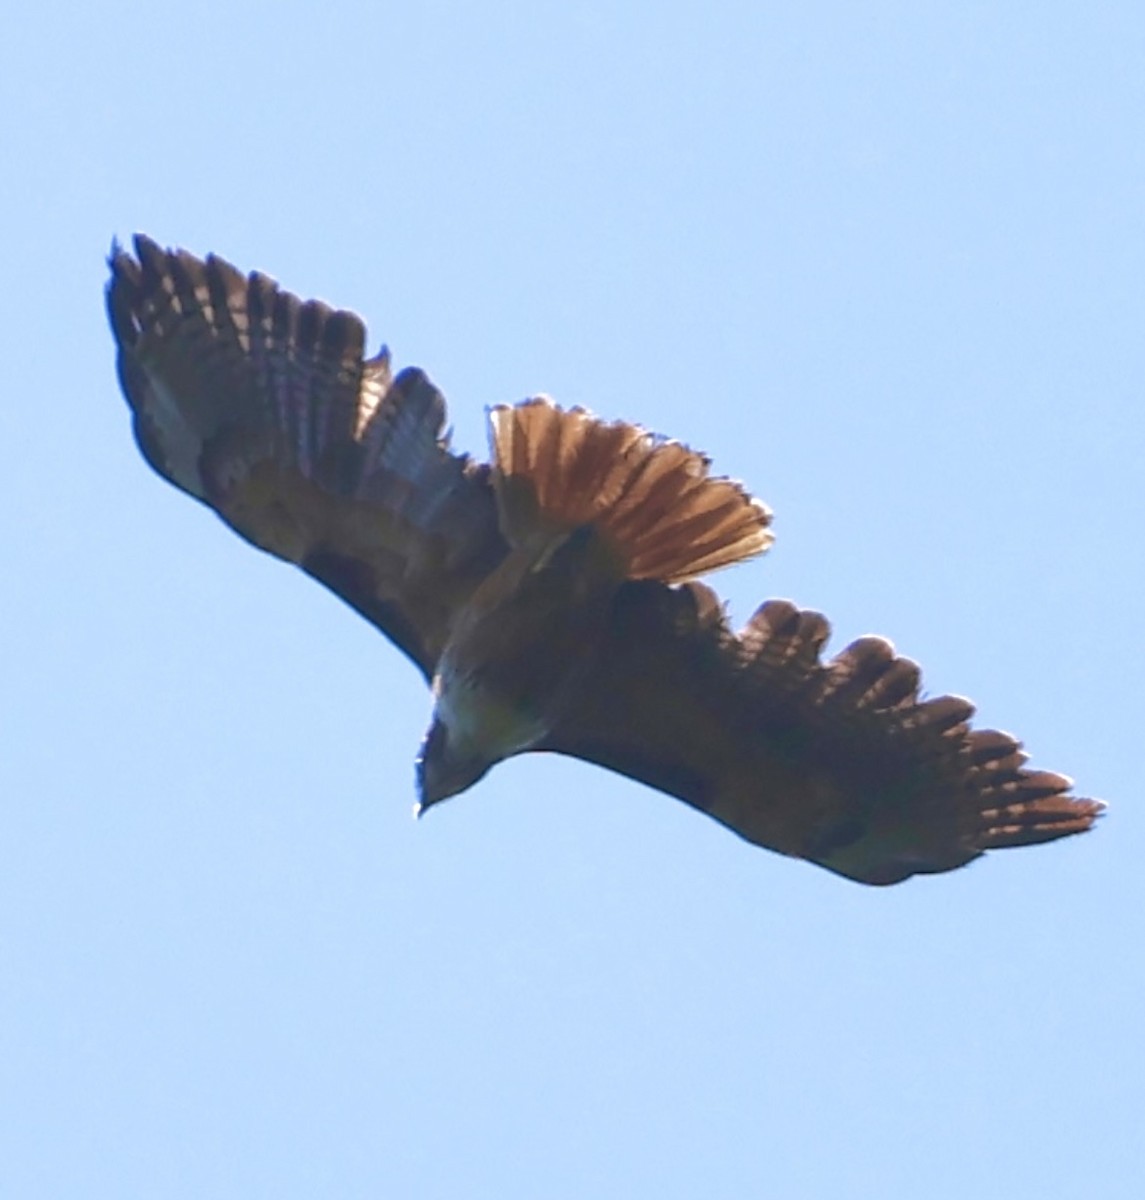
[432,659,552,763]
[431,531,622,763]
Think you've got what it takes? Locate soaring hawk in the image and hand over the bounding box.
[107,236,1104,885]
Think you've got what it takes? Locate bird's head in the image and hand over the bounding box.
[415,717,494,813]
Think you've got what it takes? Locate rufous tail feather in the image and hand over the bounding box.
[488,398,773,584]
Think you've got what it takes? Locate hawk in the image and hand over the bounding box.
[107,236,1104,885]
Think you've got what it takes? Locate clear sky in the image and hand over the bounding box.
[2,3,1141,1197]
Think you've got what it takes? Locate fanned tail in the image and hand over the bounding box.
[488,398,773,583]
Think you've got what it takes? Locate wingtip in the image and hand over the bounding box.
[106,238,145,349]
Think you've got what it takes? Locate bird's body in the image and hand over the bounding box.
[422,528,621,802]
[107,236,1105,884]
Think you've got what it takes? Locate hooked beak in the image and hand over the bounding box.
[415,718,492,815]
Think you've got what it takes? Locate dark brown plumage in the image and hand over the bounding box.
[107,235,1105,884]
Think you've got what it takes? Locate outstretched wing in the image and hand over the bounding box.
[107,236,508,678]
[542,581,1103,884]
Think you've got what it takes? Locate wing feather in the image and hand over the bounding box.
[542,581,1104,884]
[108,236,507,677]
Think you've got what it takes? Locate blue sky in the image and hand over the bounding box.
[2,3,1142,1196]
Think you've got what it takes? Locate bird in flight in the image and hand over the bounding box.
[107,236,1104,885]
